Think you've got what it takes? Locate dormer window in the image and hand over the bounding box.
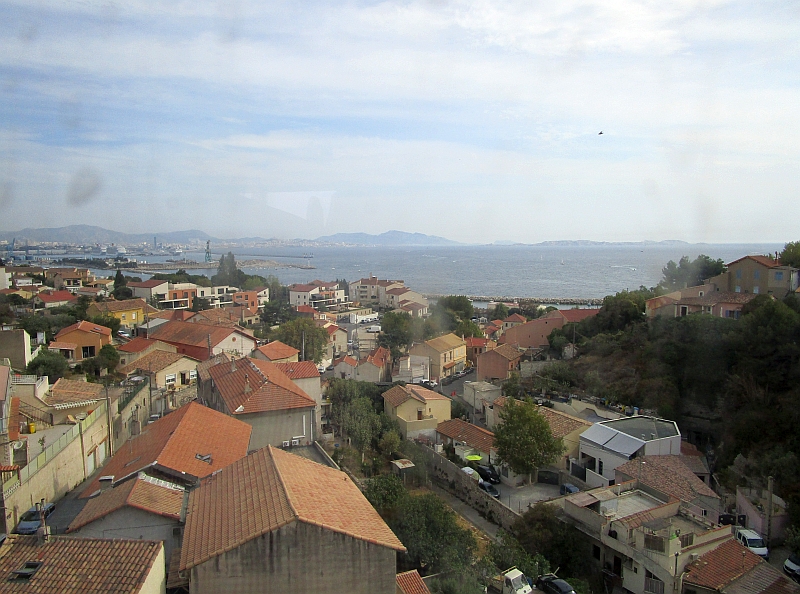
[10,561,42,581]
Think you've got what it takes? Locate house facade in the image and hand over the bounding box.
[383,384,451,439]
[711,255,800,298]
[53,320,112,361]
[409,333,466,382]
[87,298,157,330]
[476,343,522,382]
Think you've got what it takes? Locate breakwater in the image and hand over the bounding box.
[424,294,603,307]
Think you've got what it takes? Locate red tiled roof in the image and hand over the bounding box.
[503,313,527,323]
[54,320,112,339]
[289,283,318,292]
[0,535,163,593]
[536,406,592,438]
[208,357,316,414]
[466,337,489,347]
[397,570,432,594]
[727,254,783,268]
[362,346,390,368]
[48,341,77,351]
[119,350,197,375]
[325,324,340,336]
[436,418,495,453]
[256,340,300,361]
[80,402,251,498]
[91,298,158,315]
[387,287,410,295]
[117,337,158,353]
[484,343,522,361]
[68,475,184,532]
[616,455,718,504]
[151,310,195,321]
[383,385,449,408]
[45,378,103,409]
[684,539,764,590]
[334,355,358,367]
[275,361,320,380]
[180,446,405,571]
[556,308,601,323]
[147,320,247,348]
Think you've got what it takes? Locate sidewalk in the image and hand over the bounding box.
[430,483,499,541]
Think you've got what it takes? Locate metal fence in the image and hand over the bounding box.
[117,378,149,414]
[2,403,106,497]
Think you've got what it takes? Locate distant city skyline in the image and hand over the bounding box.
[1,2,798,244]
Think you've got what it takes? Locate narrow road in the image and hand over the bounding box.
[430,484,499,541]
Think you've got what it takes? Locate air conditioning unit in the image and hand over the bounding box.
[282,440,290,448]
[291,439,300,446]
[689,553,699,562]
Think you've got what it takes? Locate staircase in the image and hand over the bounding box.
[18,402,54,429]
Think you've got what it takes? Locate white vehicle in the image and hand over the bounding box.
[735,527,769,560]
[488,567,532,594]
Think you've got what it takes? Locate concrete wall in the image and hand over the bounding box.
[240,407,316,451]
[476,350,519,382]
[190,521,397,594]
[214,333,256,358]
[0,330,36,371]
[4,405,109,532]
[70,506,181,568]
[140,545,167,594]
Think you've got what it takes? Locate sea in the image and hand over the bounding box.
[78,243,783,302]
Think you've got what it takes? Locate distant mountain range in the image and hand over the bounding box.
[314,230,461,246]
[0,225,215,245]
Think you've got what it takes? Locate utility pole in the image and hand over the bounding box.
[104,380,113,457]
[766,475,774,547]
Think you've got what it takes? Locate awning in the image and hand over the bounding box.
[443,361,458,370]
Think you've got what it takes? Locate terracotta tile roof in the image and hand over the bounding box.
[289,283,318,292]
[486,343,523,361]
[536,406,592,439]
[117,337,158,353]
[68,474,184,532]
[436,418,495,453]
[466,337,489,347]
[55,320,112,339]
[256,340,300,361]
[724,561,800,594]
[275,361,320,379]
[679,292,759,306]
[325,323,340,336]
[119,350,197,375]
[91,298,157,314]
[383,385,450,408]
[208,357,316,414]
[8,397,20,441]
[36,290,79,303]
[180,446,404,571]
[549,308,601,323]
[362,346,390,368]
[147,320,247,348]
[127,279,168,288]
[334,355,358,367]
[295,304,318,314]
[684,539,764,590]
[387,287,410,295]
[727,255,783,268]
[397,570,432,594]
[503,313,527,323]
[47,341,77,351]
[424,333,466,352]
[151,310,194,321]
[0,535,163,593]
[491,319,504,326]
[196,353,230,382]
[166,546,189,590]
[616,455,719,503]
[80,401,251,498]
[44,378,103,409]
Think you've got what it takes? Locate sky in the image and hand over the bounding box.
[0,1,799,244]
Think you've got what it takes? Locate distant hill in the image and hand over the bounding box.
[0,225,216,245]
[315,230,461,246]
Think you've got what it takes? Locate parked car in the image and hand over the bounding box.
[535,575,576,594]
[479,479,500,498]
[560,483,579,495]
[784,553,800,580]
[474,464,501,484]
[14,503,55,535]
[422,380,438,389]
[735,528,769,560]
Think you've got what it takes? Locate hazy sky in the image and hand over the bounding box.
[1,1,799,243]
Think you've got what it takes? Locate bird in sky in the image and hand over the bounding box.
[598,131,603,135]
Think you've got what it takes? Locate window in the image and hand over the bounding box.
[82,346,96,358]
[598,460,604,475]
[165,374,177,385]
[776,271,784,281]
[736,269,742,279]
[735,285,741,292]
[754,269,760,279]
[132,312,136,320]
[753,286,759,294]
[593,545,601,560]
[189,369,197,380]
[121,313,126,320]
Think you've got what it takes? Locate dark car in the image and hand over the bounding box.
[14,503,55,535]
[478,480,500,498]
[474,464,501,484]
[536,575,576,594]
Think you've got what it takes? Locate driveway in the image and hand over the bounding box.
[496,481,561,515]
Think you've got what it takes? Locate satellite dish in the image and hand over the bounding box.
[12,440,24,450]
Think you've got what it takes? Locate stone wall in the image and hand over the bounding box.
[417,444,521,533]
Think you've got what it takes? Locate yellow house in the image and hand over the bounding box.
[409,333,466,381]
[382,384,451,440]
[87,298,158,330]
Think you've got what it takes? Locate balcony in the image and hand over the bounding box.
[644,577,665,594]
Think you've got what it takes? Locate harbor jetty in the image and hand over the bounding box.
[126,259,314,273]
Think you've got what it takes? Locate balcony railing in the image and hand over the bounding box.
[644,577,665,594]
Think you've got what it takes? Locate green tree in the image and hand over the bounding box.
[98,344,120,373]
[379,429,401,458]
[191,297,211,312]
[379,311,413,352]
[261,300,296,326]
[491,303,509,320]
[453,320,483,338]
[364,473,408,512]
[494,398,564,483]
[342,397,382,461]
[501,372,524,399]
[512,503,591,578]
[89,314,121,336]
[780,241,800,268]
[390,493,477,573]
[27,350,69,382]
[488,531,550,583]
[659,255,725,291]
[274,318,328,363]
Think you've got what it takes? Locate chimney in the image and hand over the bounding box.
[99,475,114,492]
[244,374,251,394]
[36,500,49,544]
[231,358,236,372]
